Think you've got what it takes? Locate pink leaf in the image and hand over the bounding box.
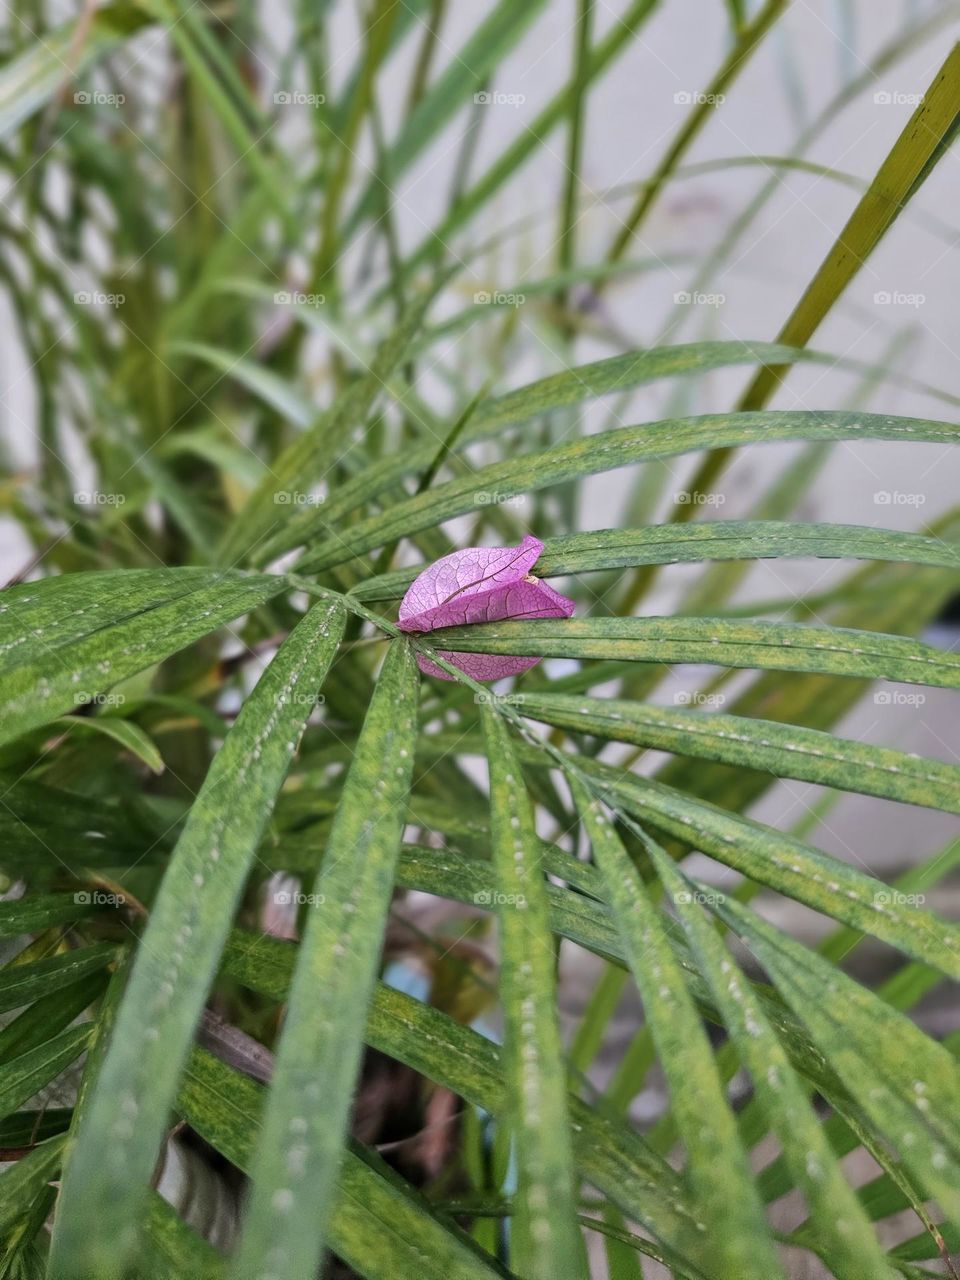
[396,535,574,681]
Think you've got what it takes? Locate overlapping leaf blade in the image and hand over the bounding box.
[519,693,960,812]
[49,600,346,1277]
[650,849,898,1280]
[571,778,784,1279]
[434,615,960,688]
[299,411,960,571]
[231,638,419,1280]
[0,570,285,748]
[481,707,586,1278]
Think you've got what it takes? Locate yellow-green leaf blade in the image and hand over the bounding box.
[433,616,960,689]
[519,694,960,813]
[231,638,419,1280]
[571,778,784,1280]
[651,849,898,1280]
[481,706,587,1278]
[49,600,346,1278]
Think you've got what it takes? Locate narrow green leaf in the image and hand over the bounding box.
[651,849,897,1280]
[0,947,117,1015]
[739,43,960,411]
[399,0,660,276]
[166,341,314,428]
[268,344,848,562]
[220,291,435,564]
[0,570,284,748]
[53,715,165,775]
[0,1109,72,1149]
[607,0,787,261]
[519,693,960,812]
[50,600,346,1277]
[141,1193,226,1280]
[0,1135,66,1236]
[481,707,587,1277]
[0,894,89,938]
[0,568,261,672]
[179,1048,509,1280]
[434,616,960,689]
[0,7,150,139]
[580,762,960,978]
[570,779,784,1279]
[232,638,419,1280]
[344,0,549,234]
[219,930,705,1264]
[0,1026,91,1123]
[0,974,108,1066]
[394,844,622,967]
[298,410,960,571]
[351,520,960,602]
[717,895,960,1227]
